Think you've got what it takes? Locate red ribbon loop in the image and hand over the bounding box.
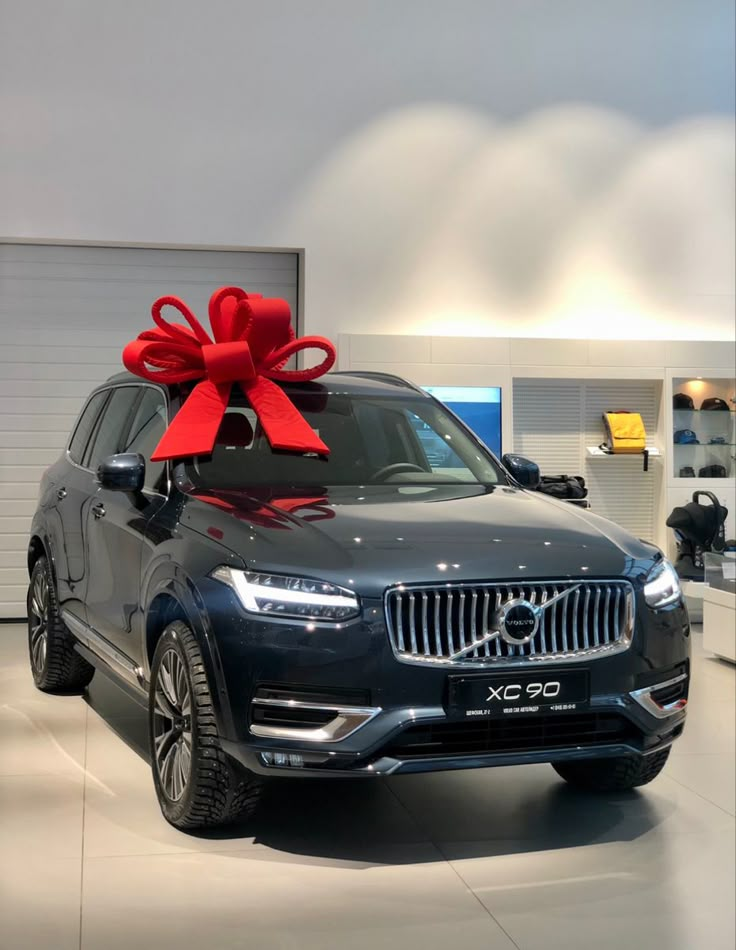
[122,287,336,461]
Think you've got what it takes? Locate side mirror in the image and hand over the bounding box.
[97,453,145,492]
[502,453,541,490]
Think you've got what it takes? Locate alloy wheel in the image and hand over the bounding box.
[29,571,49,673]
[153,648,193,802]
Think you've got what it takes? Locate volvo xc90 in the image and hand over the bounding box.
[27,372,690,829]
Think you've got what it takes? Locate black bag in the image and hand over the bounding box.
[673,393,695,410]
[698,464,727,478]
[679,466,696,477]
[536,474,587,500]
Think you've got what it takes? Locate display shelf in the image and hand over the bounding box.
[586,445,661,458]
[671,375,736,481]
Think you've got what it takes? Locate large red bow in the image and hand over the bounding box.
[123,287,336,461]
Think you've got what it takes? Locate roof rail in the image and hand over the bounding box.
[329,370,426,395]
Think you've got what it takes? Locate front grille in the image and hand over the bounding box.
[385,580,634,666]
[382,713,636,759]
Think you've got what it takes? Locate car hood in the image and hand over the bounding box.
[181,484,657,596]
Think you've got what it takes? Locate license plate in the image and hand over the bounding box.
[448,669,589,719]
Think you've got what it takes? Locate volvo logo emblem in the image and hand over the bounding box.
[496,598,540,645]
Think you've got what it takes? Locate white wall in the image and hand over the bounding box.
[1,0,734,343]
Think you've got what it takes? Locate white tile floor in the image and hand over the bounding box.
[1,623,734,950]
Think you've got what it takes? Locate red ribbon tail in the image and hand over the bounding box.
[245,377,330,455]
[150,379,231,461]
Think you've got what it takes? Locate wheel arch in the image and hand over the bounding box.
[27,533,55,582]
[143,570,236,740]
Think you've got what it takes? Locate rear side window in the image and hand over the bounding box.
[121,387,168,491]
[84,387,140,470]
[68,391,109,464]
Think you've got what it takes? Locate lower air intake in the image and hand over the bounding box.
[382,713,637,759]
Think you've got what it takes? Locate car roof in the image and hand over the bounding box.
[103,370,428,398]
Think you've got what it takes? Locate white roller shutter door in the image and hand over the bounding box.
[0,241,299,617]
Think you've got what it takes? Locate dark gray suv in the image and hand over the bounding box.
[27,371,690,829]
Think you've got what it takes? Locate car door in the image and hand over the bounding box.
[52,389,110,620]
[84,385,168,663]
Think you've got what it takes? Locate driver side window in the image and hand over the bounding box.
[84,387,139,471]
[121,388,168,492]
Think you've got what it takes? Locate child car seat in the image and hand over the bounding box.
[666,491,728,580]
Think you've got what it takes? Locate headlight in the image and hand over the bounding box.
[643,559,682,609]
[210,566,360,622]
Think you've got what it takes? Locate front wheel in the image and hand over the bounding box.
[149,620,263,830]
[552,748,671,792]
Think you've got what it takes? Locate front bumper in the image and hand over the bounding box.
[222,681,688,778]
[205,582,691,779]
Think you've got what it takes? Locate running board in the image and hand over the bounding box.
[61,610,146,692]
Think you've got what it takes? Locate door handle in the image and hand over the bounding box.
[92,503,106,520]
[56,487,67,501]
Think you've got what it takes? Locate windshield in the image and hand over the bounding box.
[182,386,504,490]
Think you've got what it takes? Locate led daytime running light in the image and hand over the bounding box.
[211,566,360,621]
[643,559,681,609]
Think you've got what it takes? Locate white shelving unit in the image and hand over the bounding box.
[665,373,736,618]
[665,372,736,564]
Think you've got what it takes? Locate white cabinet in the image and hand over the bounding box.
[703,586,736,663]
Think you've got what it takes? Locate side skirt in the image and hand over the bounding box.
[61,609,148,698]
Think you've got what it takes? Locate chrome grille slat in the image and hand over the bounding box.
[420,592,429,656]
[433,593,442,657]
[538,588,548,653]
[408,592,418,654]
[571,588,581,651]
[494,590,502,656]
[395,596,405,652]
[528,589,537,656]
[458,591,467,653]
[549,586,559,654]
[561,587,570,653]
[386,579,634,667]
[470,591,478,658]
[446,591,455,656]
[481,590,491,658]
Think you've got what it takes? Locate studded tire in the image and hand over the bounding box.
[552,747,671,792]
[27,555,95,692]
[149,620,264,830]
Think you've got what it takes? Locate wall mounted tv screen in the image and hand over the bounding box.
[422,386,502,457]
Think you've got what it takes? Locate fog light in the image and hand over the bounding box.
[260,751,304,768]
